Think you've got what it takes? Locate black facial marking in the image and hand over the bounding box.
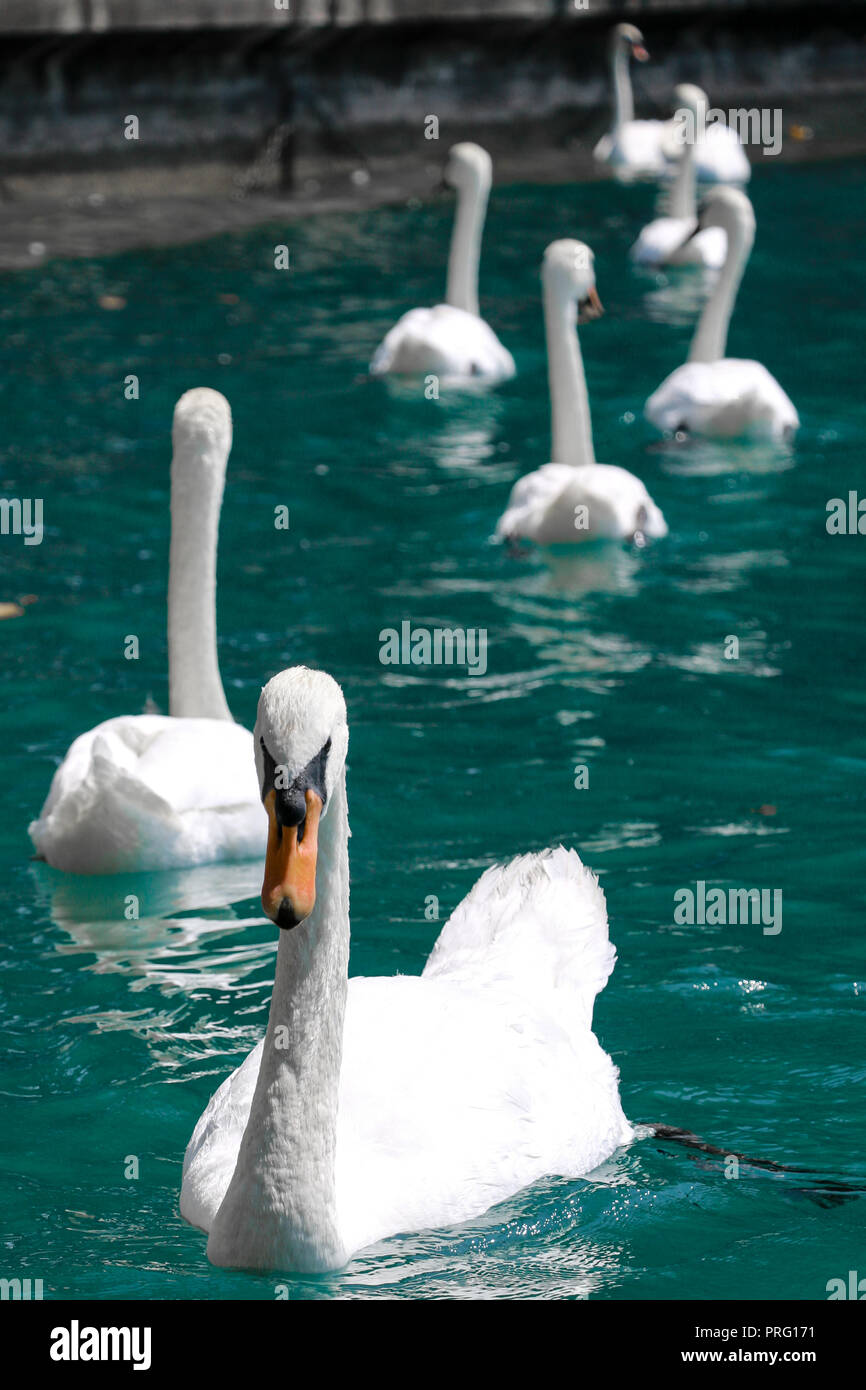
[260,736,331,844]
[275,897,302,931]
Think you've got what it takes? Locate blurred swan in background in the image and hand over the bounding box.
[645,188,799,439]
[181,667,633,1272]
[495,240,667,546]
[594,25,750,184]
[29,389,265,874]
[369,142,515,386]
[593,24,668,178]
[630,86,728,268]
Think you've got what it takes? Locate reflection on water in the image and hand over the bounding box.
[499,542,642,599]
[655,434,797,476]
[33,859,271,997]
[637,266,719,324]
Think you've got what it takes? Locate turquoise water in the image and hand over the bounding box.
[2,160,865,1301]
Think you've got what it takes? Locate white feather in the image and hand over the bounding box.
[29,716,263,874]
[496,462,667,544]
[370,303,515,385]
[646,358,799,440]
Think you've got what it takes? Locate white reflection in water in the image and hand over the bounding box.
[32,860,272,996]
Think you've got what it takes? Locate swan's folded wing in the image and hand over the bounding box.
[180,1040,264,1232]
[369,308,435,375]
[495,462,576,540]
[29,715,265,874]
[422,846,616,1031]
[646,360,798,437]
[371,305,514,382]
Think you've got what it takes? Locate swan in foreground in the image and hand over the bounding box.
[369,142,515,386]
[495,241,667,545]
[180,667,633,1271]
[29,389,265,874]
[645,188,799,439]
[630,86,727,269]
[594,25,750,184]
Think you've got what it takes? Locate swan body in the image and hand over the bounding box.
[694,122,751,184]
[30,716,262,875]
[645,358,798,440]
[631,215,726,269]
[630,86,727,269]
[29,389,266,874]
[369,303,514,383]
[181,668,633,1271]
[594,120,669,180]
[497,461,666,545]
[495,240,667,546]
[595,27,749,184]
[645,188,799,440]
[369,143,515,386]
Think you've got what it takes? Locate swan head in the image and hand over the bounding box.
[542,240,604,324]
[444,142,492,192]
[613,23,649,62]
[172,388,232,472]
[254,667,349,931]
[674,83,709,119]
[692,185,756,244]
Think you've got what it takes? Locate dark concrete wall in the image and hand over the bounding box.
[0,4,863,196]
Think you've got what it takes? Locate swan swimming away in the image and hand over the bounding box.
[495,240,667,546]
[180,666,634,1272]
[594,25,750,185]
[29,389,265,874]
[645,188,799,440]
[630,86,727,269]
[369,142,515,386]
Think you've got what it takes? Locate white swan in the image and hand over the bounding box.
[369,142,515,386]
[29,389,266,874]
[630,86,727,269]
[495,241,667,546]
[180,667,634,1272]
[594,25,750,185]
[645,188,799,440]
[593,25,667,178]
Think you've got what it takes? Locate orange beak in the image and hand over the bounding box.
[633,44,650,63]
[578,285,604,324]
[261,787,322,929]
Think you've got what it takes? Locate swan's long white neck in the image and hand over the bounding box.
[445,169,490,317]
[207,773,350,1273]
[688,214,754,364]
[667,125,697,221]
[612,42,634,131]
[167,434,232,722]
[545,276,596,469]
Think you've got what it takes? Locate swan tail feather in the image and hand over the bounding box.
[422,846,615,1031]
